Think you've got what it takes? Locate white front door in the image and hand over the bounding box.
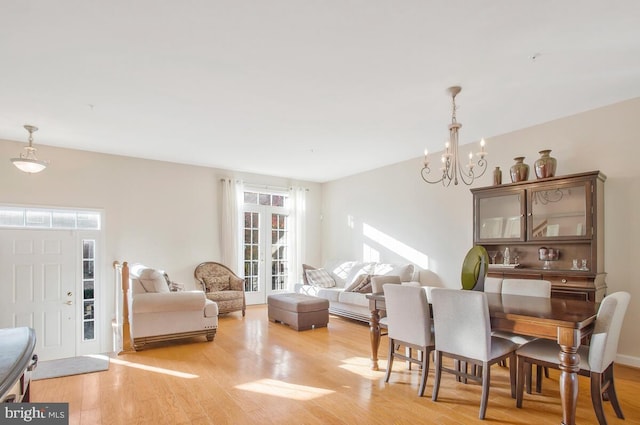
[0,230,77,361]
[242,206,290,305]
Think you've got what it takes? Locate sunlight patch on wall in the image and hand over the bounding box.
[109,357,198,379]
[235,379,334,400]
[362,223,429,269]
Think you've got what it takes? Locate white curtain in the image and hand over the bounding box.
[221,178,243,274]
[287,186,306,290]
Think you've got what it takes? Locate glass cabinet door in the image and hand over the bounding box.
[528,181,590,240]
[475,190,525,242]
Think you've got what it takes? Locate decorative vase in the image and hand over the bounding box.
[510,157,529,182]
[493,166,502,185]
[534,149,557,179]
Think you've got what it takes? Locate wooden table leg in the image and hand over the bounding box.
[557,328,581,425]
[369,308,381,371]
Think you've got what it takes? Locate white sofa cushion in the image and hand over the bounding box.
[324,260,374,288]
[295,284,342,302]
[338,290,370,308]
[138,268,170,293]
[373,263,415,282]
[305,268,336,288]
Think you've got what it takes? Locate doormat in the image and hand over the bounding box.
[32,353,110,380]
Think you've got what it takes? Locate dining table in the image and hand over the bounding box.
[366,291,598,425]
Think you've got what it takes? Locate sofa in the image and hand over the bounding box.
[128,263,219,350]
[294,260,421,323]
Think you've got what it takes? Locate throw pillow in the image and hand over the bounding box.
[169,282,184,292]
[203,275,230,292]
[344,273,370,292]
[302,264,317,285]
[138,268,170,293]
[355,280,373,293]
[305,268,336,288]
[350,274,373,293]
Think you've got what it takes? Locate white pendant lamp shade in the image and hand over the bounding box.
[10,125,48,173]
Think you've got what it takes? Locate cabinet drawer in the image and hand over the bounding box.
[547,275,592,290]
[551,289,591,302]
[548,276,595,302]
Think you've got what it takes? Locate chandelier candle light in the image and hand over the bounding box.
[10,124,48,173]
[421,86,487,186]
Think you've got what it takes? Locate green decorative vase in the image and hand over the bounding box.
[534,149,557,179]
[510,157,529,182]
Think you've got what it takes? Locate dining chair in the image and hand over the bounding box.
[382,284,435,397]
[430,288,518,419]
[483,277,503,294]
[494,279,552,390]
[516,291,630,425]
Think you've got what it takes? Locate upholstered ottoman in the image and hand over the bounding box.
[267,293,329,331]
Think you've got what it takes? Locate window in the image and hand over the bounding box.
[82,240,96,341]
[0,206,101,230]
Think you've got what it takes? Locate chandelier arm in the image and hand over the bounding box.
[420,165,444,184]
[456,155,488,186]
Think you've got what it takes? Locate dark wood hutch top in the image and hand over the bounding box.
[471,170,606,302]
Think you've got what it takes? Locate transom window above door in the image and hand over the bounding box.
[0,206,101,230]
[243,191,287,208]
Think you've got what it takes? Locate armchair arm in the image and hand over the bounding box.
[132,291,206,314]
[229,276,244,291]
[196,278,206,292]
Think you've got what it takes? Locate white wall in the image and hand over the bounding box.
[0,143,323,353]
[322,97,640,366]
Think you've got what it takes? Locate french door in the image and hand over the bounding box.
[242,195,290,305]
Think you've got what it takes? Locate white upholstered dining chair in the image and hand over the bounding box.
[382,284,435,397]
[430,288,518,419]
[493,279,552,390]
[516,291,630,425]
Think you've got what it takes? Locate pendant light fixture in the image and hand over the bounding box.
[421,86,487,186]
[10,124,48,173]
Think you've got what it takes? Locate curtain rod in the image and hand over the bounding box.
[221,178,308,192]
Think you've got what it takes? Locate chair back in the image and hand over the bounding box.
[371,275,401,293]
[484,277,503,294]
[431,288,492,361]
[588,291,630,373]
[383,284,432,348]
[194,261,243,292]
[502,279,551,298]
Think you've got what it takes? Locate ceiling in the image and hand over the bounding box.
[1,1,639,183]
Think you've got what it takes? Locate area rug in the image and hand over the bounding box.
[32,353,110,380]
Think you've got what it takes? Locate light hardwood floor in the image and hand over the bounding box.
[33,305,640,425]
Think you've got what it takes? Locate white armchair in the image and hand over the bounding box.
[127,264,218,350]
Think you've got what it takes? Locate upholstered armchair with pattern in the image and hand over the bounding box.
[194,262,246,316]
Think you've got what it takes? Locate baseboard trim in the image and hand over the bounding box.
[617,354,640,369]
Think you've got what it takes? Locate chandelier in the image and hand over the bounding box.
[10,124,48,173]
[421,86,487,186]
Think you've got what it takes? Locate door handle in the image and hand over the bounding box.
[65,300,73,305]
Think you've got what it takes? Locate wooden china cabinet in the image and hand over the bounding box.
[471,170,606,302]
